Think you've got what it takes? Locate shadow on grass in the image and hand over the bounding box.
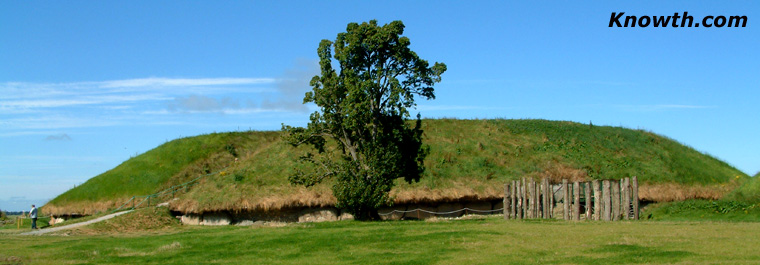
[568,243,693,264]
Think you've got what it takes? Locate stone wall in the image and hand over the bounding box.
[176,199,504,225]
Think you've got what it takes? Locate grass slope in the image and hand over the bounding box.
[45,119,748,215]
[725,172,760,203]
[643,199,760,221]
[3,217,760,264]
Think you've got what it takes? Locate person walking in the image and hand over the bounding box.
[30,204,38,229]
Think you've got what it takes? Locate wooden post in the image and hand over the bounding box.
[632,176,639,220]
[533,180,538,218]
[573,182,580,221]
[511,180,517,219]
[592,180,601,220]
[562,179,569,220]
[512,182,517,219]
[549,181,554,218]
[622,178,630,220]
[602,180,611,221]
[611,180,621,221]
[539,178,544,219]
[517,180,523,220]
[504,183,510,220]
[584,182,591,220]
[532,179,538,219]
[528,179,534,219]
[543,178,550,219]
[515,180,520,219]
[534,179,541,218]
[520,178,530,219]
[530,179,536,219]
[530,179,538,218]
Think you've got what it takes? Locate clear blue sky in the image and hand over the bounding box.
[1,1,758,211]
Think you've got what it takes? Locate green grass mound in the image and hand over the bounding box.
[45,119,748,215]
[725,173,760,203]
[67,208,180,235]
[644,199,760,221]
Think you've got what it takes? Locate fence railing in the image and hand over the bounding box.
[378,207,504,219]
[504,177,639,221]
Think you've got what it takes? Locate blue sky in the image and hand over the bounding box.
[1,1,758,211]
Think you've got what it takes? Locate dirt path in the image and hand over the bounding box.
[21,210,134,236]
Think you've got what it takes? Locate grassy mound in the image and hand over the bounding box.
[44,119,748,215]
[643,200,760,221]
[725,173,760,203]
[61,207,180,235]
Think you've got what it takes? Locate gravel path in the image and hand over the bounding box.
[21,210,134,236]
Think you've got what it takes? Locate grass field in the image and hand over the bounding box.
[0,216,51,231]
[2,212,760,264]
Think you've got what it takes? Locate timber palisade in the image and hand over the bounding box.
[503,177,639,221]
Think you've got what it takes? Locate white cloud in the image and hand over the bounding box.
[0,74,316,135]
[44,133,72,141]
[270,58,319,112]
[0,94,170,111]
[2,115,123,130]
[168,95,241,113]
[100,77,275,88]
[0,77,273,112]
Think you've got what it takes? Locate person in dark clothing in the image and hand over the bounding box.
[30,204,38,229]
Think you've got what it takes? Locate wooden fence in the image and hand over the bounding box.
[503,177,639,221]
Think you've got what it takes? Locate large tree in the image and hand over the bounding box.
[283,20,446,220]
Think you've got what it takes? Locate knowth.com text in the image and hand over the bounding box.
[609,12,747,28]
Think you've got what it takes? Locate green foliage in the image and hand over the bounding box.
[283,20,446,220]
[644,199,760,221]
[726,174,760,203]
[662,200,752,214]
[225,143,238,157]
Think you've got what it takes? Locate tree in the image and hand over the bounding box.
[283,20,446,220]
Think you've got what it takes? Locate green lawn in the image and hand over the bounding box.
[2,216,759,264]
[0,216,51,231]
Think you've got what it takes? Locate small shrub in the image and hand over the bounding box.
[225,143,238,157]
[234,173,245,182]
[657,199,754,215]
